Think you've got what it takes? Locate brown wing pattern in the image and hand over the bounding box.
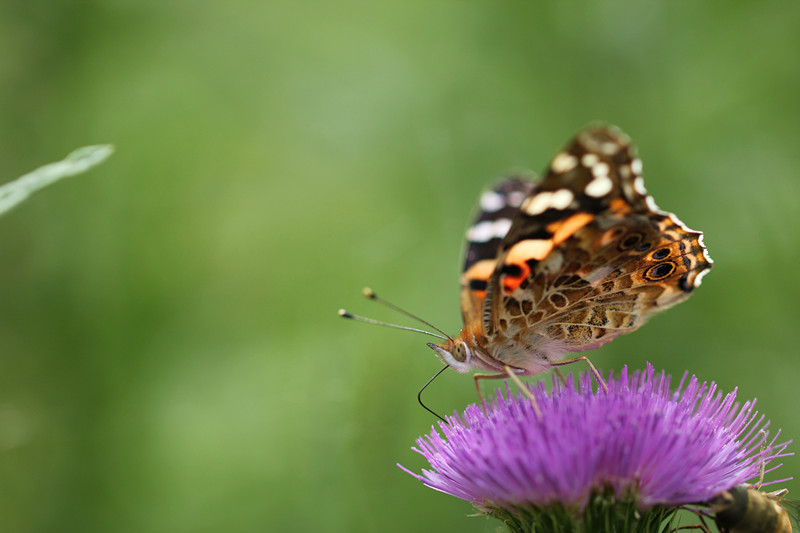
[482,126,712,361]
[495,213,710,358]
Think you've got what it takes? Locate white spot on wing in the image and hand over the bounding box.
[699,234,713,264]
[621,179,635,200]
[480,190,506,212]
[645,196,661,211]
[551,152,579,173]
[550,189,574,210]
[508,190,526,207]
[633,176,647,195]
[600,141,619,155]
[690,233,712,287]
[467,218,512,243]
[581,153,599,168]
[666,212,694,233]
[522,188,574,215]
[495,218,513,237]
[591,162,610,179]
[522,192,553,216]
[694,267,711,287]
[631,158,643,175]
[585,176,613,197]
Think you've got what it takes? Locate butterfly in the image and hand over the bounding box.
[427,125,713,386]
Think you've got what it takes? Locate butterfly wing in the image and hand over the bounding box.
[460,176,534,327]
[483,126,712,367]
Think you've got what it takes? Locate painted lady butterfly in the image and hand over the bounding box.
[427,125,713,384]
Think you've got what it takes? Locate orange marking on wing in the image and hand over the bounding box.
[595,226,626,248]
[506,239,554,263]
[552,212,593,245]
[501,239,554,293]
[609,197,631,215]
[463,259,496,284]
[502,262,530,293]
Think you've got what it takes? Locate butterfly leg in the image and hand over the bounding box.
[503,366,543,418]
[473,368,542,418]
[549,355,609,393]
[670,525,711,533]
[472,372,506,405]
[670,507,714,533]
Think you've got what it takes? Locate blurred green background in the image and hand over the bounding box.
[1,3,798,532]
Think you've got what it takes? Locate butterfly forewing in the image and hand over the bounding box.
[460,176,534,327]
[472,126,712,370]
[424,124,711,377]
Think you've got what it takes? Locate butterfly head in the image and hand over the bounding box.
[427,338,476,373]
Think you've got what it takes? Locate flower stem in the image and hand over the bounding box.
[484,489,679,533]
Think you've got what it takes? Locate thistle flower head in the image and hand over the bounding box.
[400,364,790,518]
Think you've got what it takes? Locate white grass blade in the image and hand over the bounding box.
[0,144,114,216]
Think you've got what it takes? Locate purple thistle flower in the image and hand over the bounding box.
[400,364,790,517]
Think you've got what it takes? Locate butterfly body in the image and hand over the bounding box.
[429,126,713,375]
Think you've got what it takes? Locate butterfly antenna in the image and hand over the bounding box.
[418,364,449,422]
[337,309,448,340]
[361,287,453,341]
